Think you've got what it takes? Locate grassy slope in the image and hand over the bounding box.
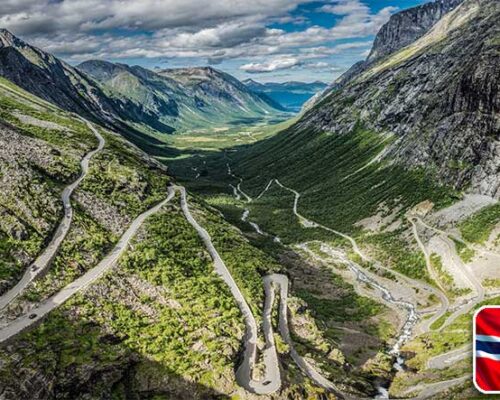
[0,77,99,292]
[229,123,456,233]
[0,77,364,398]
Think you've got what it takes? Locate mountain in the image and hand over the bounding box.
[213,0,499,230]
[0,29,115,119]
[307,0,465,109]
[0,30,285,144]
[78,61,286,132]
[243,79,327,112]
[0,0,499,399]
[366,0,464,63]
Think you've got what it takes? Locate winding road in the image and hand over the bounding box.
[0,187,175,344]
[409,218,450,333]
[0,120,105,311]
[176,185,280,395]
[410,216,486,330]
[178,185,345,396]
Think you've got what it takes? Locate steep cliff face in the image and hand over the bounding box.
[367,0,464,62]
[301,0,499,198]
[308,0,466,110]
[0,29,113,119]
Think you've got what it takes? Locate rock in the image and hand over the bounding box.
[302,0,500,198]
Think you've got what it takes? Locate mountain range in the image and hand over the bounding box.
[0,29,286,146]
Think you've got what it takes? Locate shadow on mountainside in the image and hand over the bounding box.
[0,309,230,400]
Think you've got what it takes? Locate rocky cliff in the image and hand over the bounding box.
[367,0,464,62]
[301,0,499,198]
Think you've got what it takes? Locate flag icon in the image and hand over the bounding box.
[474,306,500,393]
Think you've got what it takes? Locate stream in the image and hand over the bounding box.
[319,244,419,399]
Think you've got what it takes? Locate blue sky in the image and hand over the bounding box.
[1,0,427,83]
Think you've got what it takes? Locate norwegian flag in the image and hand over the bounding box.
[474,306,500,393]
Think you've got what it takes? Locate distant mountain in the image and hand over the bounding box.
[242,79,327,112]
[79,62,286,132]
[0,29,285,145]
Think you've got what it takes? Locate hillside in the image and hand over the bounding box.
[78,61,286,133]
[243,79,327,112]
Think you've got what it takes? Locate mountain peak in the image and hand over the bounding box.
[0,29,24,48]
[367,0,464,62]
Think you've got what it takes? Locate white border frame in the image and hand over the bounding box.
[473,305,500,394]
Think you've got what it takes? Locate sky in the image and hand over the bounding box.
[0,0,427,83]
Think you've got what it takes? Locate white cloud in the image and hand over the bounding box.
[240,57,301,73]
[0,0,400,82]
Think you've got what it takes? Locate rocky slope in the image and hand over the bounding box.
[201,0,497,245]
[301,0,499,198]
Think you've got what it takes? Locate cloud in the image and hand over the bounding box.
[0,0,399,81]
[240,57,301,73]
[0,0,314,35]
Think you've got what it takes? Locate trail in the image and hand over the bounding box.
[0,120,105,311]
[0,188,175,343]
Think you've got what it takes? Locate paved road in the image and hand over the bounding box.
[176,185,281,395]
[0,120,105,311]
[180,185,348,395]
[264,274,346,399]
[426,345,470,370]
[0,188,175,344]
